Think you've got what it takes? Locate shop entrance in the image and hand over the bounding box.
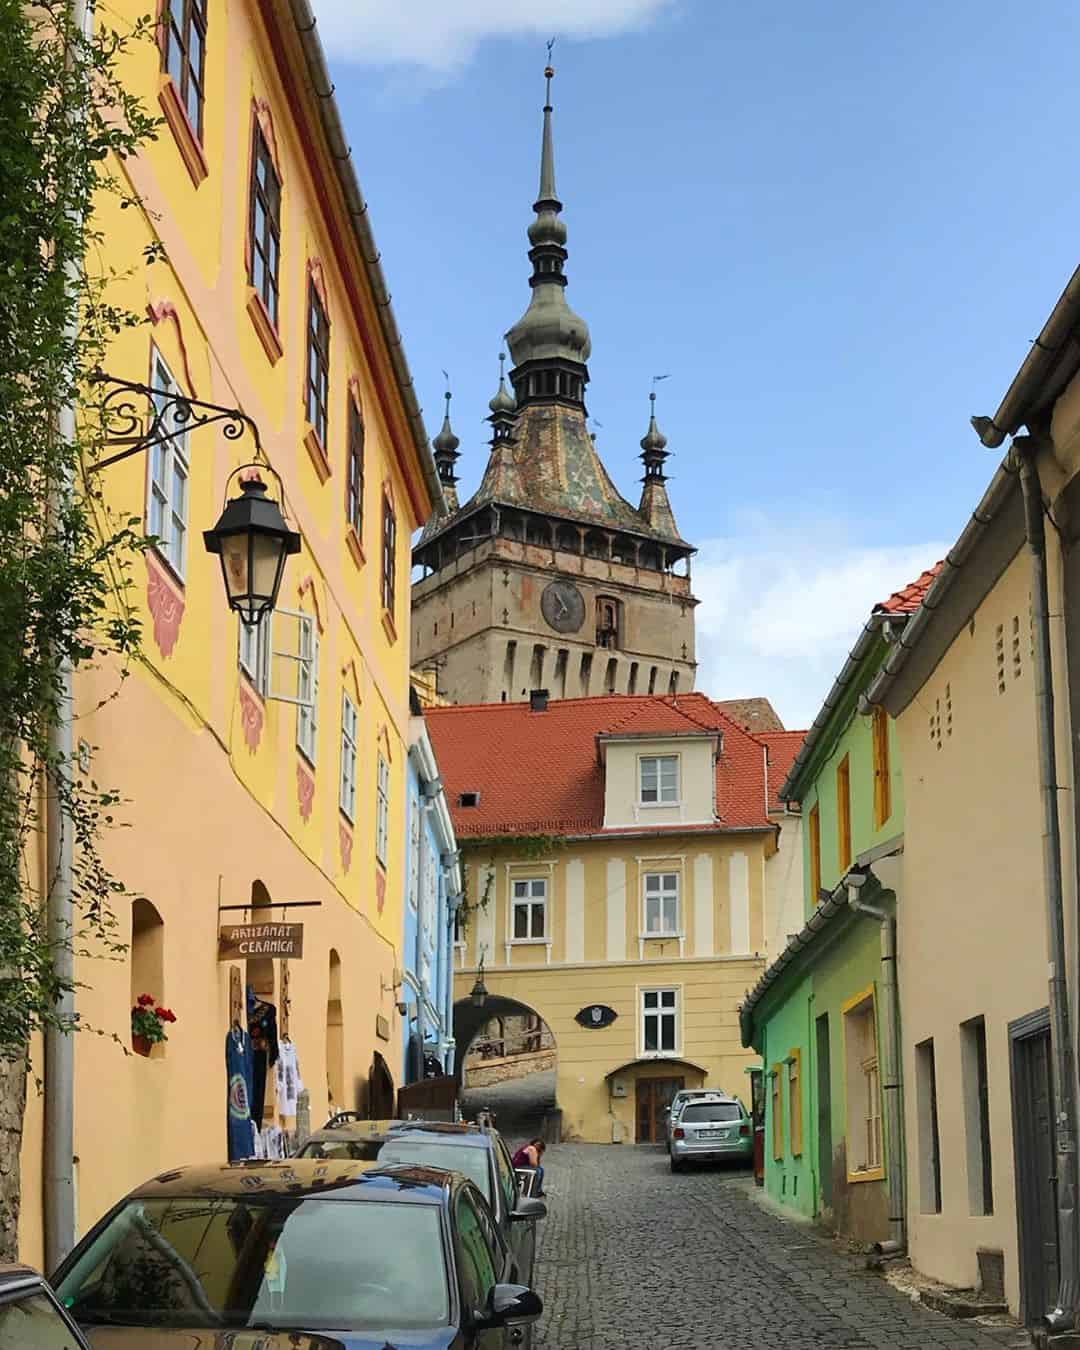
[246,881,279,1131]
[635,1076,684,1143]
[369,1051,395,1118]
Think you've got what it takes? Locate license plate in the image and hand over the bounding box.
[698,1129,725,1140]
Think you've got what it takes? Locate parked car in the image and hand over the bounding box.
[669,1094,754,1172]
[663,1089,716,1151]
[296,1118,545,1287]
[52,1159,543,1348]
[0,1263,91,1349]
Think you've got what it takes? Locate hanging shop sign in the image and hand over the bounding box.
[218,923,305,961]
[575,1004,617,1029]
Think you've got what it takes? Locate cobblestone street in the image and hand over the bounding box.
[531,1144,1027,1350]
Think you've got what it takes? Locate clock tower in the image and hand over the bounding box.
[411,67,697,706]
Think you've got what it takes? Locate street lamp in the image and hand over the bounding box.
[203,475,301,627]
[470,953,488,1009]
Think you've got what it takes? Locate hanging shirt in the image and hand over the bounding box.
[275,1041,303,1118]
[226,1027,256,1162]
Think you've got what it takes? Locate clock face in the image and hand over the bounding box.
[541,580,585,634]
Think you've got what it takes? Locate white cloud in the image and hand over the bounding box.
[311,0,673,70]
[693,511,947,730]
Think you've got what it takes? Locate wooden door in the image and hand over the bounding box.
[635,1076,683,1142]
[816,1013,832,1210]
[1011,1012,1059,1324]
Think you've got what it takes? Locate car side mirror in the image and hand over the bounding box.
[512,1195,547,1222]
[478,1283,543,1328]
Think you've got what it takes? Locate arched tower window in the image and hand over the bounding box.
[596,597,621,650]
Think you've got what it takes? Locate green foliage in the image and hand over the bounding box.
[0,1,159,1056]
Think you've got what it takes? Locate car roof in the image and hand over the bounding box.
[681,1094,742,1105]
[0,1264,48,1296]
[126,1159,463,1204]
[390,1122,493,1148]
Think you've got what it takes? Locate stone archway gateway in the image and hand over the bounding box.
[453,995,557,1141]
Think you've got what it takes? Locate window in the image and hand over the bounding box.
[146,349,190,578]
[837,755,851,871]
[347,399,365,536]
[339,692,358,821]
[641,987,678,1053]
[382,495,397,614]
[421,837,437,948]
[788,1049,802,1157]
[162,1,207,137]
[596,596,620,649]
[454,1190,499,1316]
[512,878,547,941]
[843,991,882,1177]
[0,1288,86,1349]
[248,124,281,328]
[771,1066,783,1160]
[643,872,679,936]
[305,280,330,446]
[961,1016,993,1215]
[453,907,465,947]
[494,1139,518,1220]
[295,615,319,763]
[808,802,821,901]
[376,753,390,866]
[916,1037,942,1213]
[640,755,679,805]
[408,789,420,910]
[238,615,270,694]
[871,705,891,829]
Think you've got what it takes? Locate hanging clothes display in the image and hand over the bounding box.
[226,1023,256,1162]
[275,1038,303,1118]
[248,986,280,1126]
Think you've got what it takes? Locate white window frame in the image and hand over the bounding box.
[339,691,358,822]
[376,753,390,866]
[421,836,437,950]
[295,615,319,764]
[146,346,190,579]
[642,871,680,937]
[640,986,679,1055]
[843,990,883,1178]
[511,878,547,943]
[239,614,272,695]
[639,754,679,806]
[408,787,421,910]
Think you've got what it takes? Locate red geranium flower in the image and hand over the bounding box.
[137,993,155,1006]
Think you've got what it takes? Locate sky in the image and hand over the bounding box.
[316,0,1080,727]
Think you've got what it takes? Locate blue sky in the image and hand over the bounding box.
[318,0,1080,726]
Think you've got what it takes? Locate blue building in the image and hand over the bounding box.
[402,688,461,1084]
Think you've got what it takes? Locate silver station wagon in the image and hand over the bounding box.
[669,1094,753,1172]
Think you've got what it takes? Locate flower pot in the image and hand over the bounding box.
[132,1034,152,1057]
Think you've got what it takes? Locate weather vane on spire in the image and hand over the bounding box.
[545,37,555,104]
[651,373,671,409]
[441,369,452,417]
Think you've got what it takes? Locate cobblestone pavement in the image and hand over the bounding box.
[531,1143,1027,1350]
[461,1068,556,1139]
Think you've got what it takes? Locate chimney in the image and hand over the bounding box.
[529,689,549,712]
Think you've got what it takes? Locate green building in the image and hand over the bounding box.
[740,567,937,1244]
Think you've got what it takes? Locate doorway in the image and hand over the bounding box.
[1010,1009,1058,1324]
[636,1076,683,1143]
[369,1051,395,1119]
[816,1013,833,1211]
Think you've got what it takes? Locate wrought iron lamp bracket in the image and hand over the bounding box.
[87,370,264,474]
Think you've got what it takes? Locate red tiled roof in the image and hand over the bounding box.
[876,563,943,615]
[425,693,776,840]
[757,730,806,811]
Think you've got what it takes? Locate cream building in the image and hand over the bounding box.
[865,259,1080,1324]
[426,692,798,1144]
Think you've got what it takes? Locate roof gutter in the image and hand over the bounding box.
[778,613,902,802]
[865,457,1019,711]
[285,1,442,514]
[972,262,1080,449]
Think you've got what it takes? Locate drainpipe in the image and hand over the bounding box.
[44,0,92,1274]
[847,876,906,1253]
[1015,438,1080,1333]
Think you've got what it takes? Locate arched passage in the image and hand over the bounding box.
[453,994,557,1142]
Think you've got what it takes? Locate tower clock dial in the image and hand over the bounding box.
[541,580,585,634]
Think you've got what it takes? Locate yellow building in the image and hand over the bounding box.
[18,0,438,1264]
[426,692,788,1144]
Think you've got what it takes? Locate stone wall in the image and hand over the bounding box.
[463,1047,557,1088]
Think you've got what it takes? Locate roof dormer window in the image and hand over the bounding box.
[458,791,480,808]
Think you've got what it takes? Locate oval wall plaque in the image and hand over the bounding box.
[575,1004,617,1029]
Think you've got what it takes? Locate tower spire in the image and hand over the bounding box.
[504,58,591,408]
[431,380,461,512]
[638,383,681,538]
[488,351,516,444]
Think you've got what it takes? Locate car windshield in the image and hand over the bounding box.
[297,1139,385,1161]
[681,1102,742,1122]
[54,1196,449,1332]
[375,1139,492,1201]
